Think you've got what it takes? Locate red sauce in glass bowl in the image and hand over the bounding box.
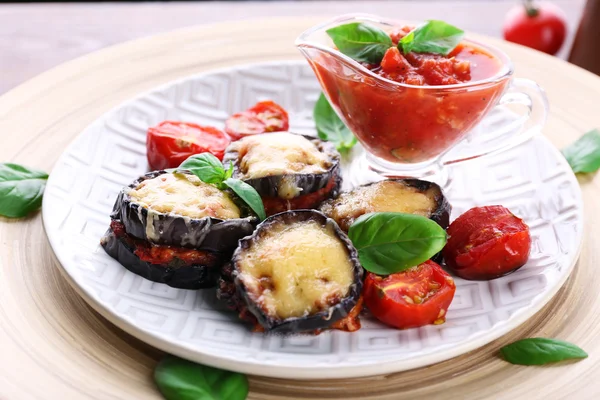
[311,27,509,163]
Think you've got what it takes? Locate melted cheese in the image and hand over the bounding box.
[128,173,241,219]
[234,132,331,180]
[321,180,437,231]
[237,220,353,320]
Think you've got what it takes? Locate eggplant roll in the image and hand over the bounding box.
[101,220,224,289]
[222,132,342,216]
[320,179,451,232]
[111,170,257,253]
[218,210,363,333]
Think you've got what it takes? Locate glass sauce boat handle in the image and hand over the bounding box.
[440,78,549,166]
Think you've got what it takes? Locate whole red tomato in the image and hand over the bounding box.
[146,121,230,170]
[503,1,567,55]
[443,206,531,280]
[363,261,456,330]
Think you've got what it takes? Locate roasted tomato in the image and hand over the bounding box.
[363,261,456,329]
[225,100,289,141]
[443,205,531,280]
[146,121,230,170]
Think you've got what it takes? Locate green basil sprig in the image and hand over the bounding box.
[0,163,49,218]
[178,153,231,184]
[326,22,392,64]
[154,356,248,400]
[348,212,447,275]
[500,338,588,365]
[326,20,465,64]
[399,20,464,55]
[313,93,357,152]
[561,129,600,173]
[179,154,266,221]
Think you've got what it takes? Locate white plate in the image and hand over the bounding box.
[42,61,583,379]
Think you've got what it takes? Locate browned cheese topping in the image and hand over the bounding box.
[237,133,330,178]
[128,173,241,219]
[320,180,437,231]
[236,219,353,319]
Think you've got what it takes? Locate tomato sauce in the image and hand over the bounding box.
[312,28,508,163]
[111,220,220,268]
[261,178,338,216]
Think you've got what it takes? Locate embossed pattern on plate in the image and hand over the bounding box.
[42,61,583,379]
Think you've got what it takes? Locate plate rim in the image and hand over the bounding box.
[42,59,585,379]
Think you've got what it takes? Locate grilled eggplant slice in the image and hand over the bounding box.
[320,179,451,232]
[111,170,257,253]
[221,210,363,333]
[101,221,223,289]
[222,132,342,216]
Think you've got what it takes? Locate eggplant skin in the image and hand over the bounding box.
[111,170,257,253]
[228,210,363,334]
[222,132,342,199]
[320,178,451,232]
[403,179,451,230]
[217,263,262,330]
[320,178,450,263]
[101,226,222,290]
[261,172,342,217]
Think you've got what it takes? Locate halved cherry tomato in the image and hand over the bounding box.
[363,261,456,329]
[224,112,265,139]
[443,205,531,280]
[225,100,289,141]
[503,2,567,55]
[146,121,230,170]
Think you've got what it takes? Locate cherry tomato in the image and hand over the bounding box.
[363,261,456,329]
[224,112,265,141]
[503,1,567,55]
[146,121,230,170]
[443,206,531,280]
[225,100,289,141]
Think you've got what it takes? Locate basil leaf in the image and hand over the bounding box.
[0,163,49,218]
[399,20,464,55]
[154,356,248,400]
[348,212,447,275]
[561,129,600,173]
[177,154,264,220]
[326,22,393,64]
[224,162,235,180]
[178,153,225,184]
[500,338,588,365]
[224,178,266,221]
[313,93,357,152]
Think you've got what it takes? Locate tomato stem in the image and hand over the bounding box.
[523,0,539,17]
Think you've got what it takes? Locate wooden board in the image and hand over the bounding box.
[0,17,599,399]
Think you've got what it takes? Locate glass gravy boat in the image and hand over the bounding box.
[296,14,548,184]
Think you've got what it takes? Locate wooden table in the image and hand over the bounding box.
[2,11,600,400]
[0,1,585,95]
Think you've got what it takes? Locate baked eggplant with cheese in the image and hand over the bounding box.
[320,179,451,232]
[217,210,363,333]
[101,220,224,289]
[111,170,257,253]
[222,132,342,216]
